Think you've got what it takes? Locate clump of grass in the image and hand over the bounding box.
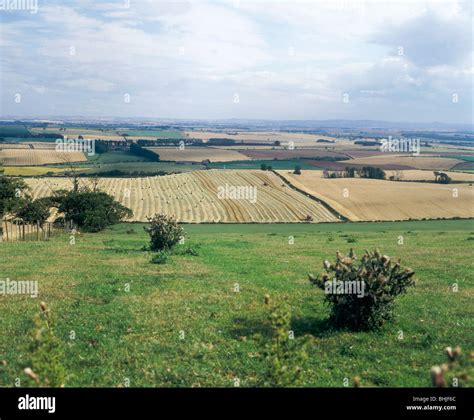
[346,235,357,243]
[173,246,199,256]
[150,251,169,265]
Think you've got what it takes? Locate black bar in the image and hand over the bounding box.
[0,388,472,419]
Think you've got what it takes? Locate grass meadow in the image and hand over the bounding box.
[0,219,472,387]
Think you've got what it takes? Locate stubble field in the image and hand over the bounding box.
[0,149,87,166]
[278,170,474,221]
[25,170,340,223]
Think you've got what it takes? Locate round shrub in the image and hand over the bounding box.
[309,249,415,330]
[144,214,183,252]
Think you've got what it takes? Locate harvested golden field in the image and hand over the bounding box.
[25,170,339,223]
[385,170,474,182]
[0,149,87,166]
[0,143,31,149]
[146,147,251,162]
[278,170,474,221]
[347,154,462,170]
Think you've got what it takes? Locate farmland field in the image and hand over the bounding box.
[30,127,184,141]
[385,169,474,182]
[278,170,474,221]
[208,159,321,170]
[239,149,349,160]
[184,130,335,146]
[118,129,184,139]
[346,154,463,170]
[2,166,65,176]
[277,169,474,183]
[0,149,87,166]
[24,170,340,223]
[68,161,203,176]
[146,147,251,163]
[0,220,472,387]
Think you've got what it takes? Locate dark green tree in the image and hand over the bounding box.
[52,189,132,232]
[0,177,28,218]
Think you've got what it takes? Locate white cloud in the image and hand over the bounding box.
[0,0,471,122]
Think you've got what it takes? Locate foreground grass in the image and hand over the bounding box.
[0,220,472,387]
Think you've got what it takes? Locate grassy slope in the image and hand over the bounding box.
[0,220,472,387]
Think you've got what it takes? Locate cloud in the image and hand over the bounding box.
[0,0,471,122]
[372,9,472,67]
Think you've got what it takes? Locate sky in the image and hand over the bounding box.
[0,0,472,123]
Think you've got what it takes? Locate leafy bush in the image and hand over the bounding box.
[309,249,415,330]
[358,166,385,179]
[145,214,183,251]
[0,177,27,218]
[433,171,452,184]
[13,197,51,226]
[259,296,308,387]
[53,190,132,232]
[150,251,169,265]
[431,346,473,387]
[24,302,66,387]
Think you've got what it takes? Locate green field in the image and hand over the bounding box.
[0,125,31,138]
[209,159,320,170]
[43,151,203,175]
[117,129,184,139]
[74,161,202,175]
[0,219,472,387]
[86,151,149,164]
[451,155,474,162]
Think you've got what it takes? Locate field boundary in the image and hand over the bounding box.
[271,169,349,222]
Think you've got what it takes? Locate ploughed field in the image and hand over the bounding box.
[278,170,474,222]
[25,170,339,223]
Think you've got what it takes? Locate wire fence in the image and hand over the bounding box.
[0,220,69,242]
